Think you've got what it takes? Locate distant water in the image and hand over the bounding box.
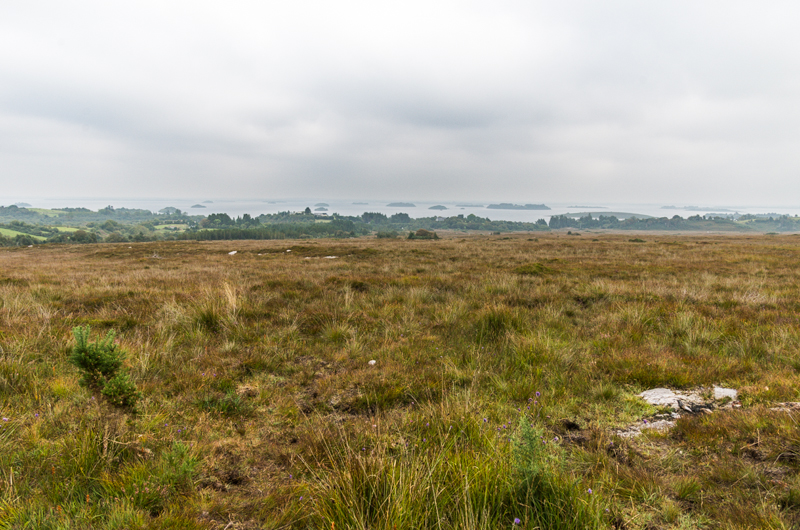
[4,197,800,224]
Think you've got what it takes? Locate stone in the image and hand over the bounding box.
[714,386,738,401]
[368,360,377,366]
[639,388,679,408]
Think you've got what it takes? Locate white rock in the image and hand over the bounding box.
[286,249,292,252]
[714,386,738,401]
[323,256,337,259]
[368,360,377,366]
[639,388,678,408]
[228,251,237,255]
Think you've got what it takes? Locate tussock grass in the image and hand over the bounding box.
[2,234,800,527]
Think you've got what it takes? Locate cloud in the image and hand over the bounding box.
[1,0,800,204]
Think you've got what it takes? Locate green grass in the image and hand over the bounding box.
[2,234,800,528]
[27,208,64,217]
[0,227,46,240]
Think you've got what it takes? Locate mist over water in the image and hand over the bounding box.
[5,197,800,224]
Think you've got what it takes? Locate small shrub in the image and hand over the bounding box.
[68,326,140,409]
[513,263,553,276]
[102,372,141,408]
[376,230,399,239]
[408,229,439,240]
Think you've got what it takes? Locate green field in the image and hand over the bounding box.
[27,208,64,217]
[2,234,800,528]
[0,227,46,240]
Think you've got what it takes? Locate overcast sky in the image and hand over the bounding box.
[2,1,799,205]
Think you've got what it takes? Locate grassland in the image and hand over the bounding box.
[2,233,800,528]
[0,227,45,240]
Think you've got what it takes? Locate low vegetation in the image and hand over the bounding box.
[7,204,800,249]
[1,233,800,528]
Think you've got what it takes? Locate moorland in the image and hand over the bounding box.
[2,233,800,528]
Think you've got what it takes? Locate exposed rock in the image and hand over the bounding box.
[616,415,678,438]
[618,386,741,438]
[714,386,738,401]
[638,387,736,411]
[770,402,800,411]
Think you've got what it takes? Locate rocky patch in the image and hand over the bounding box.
[615,386,740,438]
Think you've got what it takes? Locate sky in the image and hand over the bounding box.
[2,1,800,206]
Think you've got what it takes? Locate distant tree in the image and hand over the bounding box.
[105,232,128,243]
[204,213,234,227]
[390,213,411,223]
[70,230,99,244]
[304,207,312,215]
[362,212,388,223]
[100,219,123,231]
[13,234,37,246]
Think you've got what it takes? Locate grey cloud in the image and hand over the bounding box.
[2,1,800,204]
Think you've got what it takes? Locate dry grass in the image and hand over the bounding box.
[1,233,800,528]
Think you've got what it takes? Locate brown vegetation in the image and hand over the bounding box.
[2,233,800,528]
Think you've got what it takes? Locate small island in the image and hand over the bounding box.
[429,205,448,210]
[387,202,416,207]
[190,204,207,208]
[314,207,328,212]
[487,203,550,210]
[202,200,213,204]
[14,202,33,207]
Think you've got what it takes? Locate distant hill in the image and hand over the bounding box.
[190,204,206,208]
[429,205,447,210]
[387,202,415,207]
[564,211,652,220]
[487,203,550,210]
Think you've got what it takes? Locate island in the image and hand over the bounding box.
[487,203,550,210]
[314,207,328,212]
[14,202,33,207]
[387,202,416,207]
[429,205,448,210]
[202,200,213,204]
[190,204,207,208]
